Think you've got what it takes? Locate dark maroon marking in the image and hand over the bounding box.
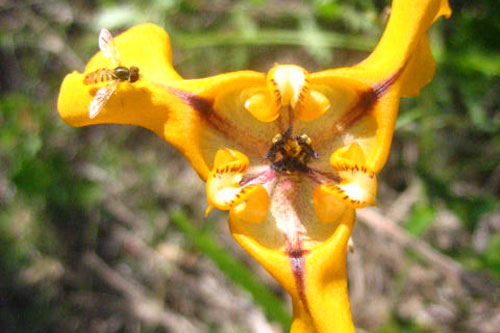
[168,87,214,116]
[372,65,406,100]
[355,65,405,114]
[288,248,310,314]
[167,87,230,138]
[359,88,377,110]
[320,64,407,144]
[166,87,271,158]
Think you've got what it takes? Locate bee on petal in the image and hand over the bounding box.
[83,28,140,119]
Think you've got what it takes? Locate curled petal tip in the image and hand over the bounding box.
[205,205,214,217]
[230,184,270,224]
[244,93,279,122]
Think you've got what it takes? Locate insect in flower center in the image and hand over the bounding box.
[265,126,318,174]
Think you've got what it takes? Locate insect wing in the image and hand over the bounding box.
[98,28,121,66]
[89,81,118,119]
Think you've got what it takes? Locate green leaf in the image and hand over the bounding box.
[404,204,436,236]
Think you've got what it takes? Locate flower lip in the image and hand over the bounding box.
[264,125,319,174]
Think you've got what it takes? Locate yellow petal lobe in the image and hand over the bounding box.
[313,0,451,173]
[295,89,330,122]
[265,64,331,122]
[268,65,306,108]
[354,0,451,91]
[85,23,182,82]
[313,185,348,224]
[244,92,279,122]
[229,184,269,224]
[204,204,214,217]
[331,142,367,165]
[57,23,183,130]
[207,148,269,224]
[206,150,249,211]
[212,147,249,169]
[329,154,377,209]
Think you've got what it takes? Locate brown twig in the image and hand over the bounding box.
[358,207,462,276]
[357,207,500,298]
[386,178,421,222]
[83,252,202,332]
[104,198,147,230]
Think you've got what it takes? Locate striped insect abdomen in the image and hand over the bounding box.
[83,68,114,85]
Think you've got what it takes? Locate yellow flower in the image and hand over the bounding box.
[57,0,451,331]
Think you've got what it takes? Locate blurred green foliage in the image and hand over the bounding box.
[1,0,499,332]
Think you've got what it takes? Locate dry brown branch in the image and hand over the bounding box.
[357,207,461,276]
[386,178,422,222]
[112,225,281,333]
[83,252,202,332]
[357,207,500,299]
[104,199,147,230]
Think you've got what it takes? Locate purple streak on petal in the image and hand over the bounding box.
[288,247,310,315]
[167,87,213,116]
[373,65,406,100]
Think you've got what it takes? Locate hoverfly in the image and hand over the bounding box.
[83,28,140,119]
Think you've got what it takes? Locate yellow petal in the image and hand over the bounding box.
[229,208,356,333]
[244,64,310,122]
[86,23,182,82]
[212,147,249,169]
[353,0,451,90]
[57,23,187,132]
[302,210,356,333]
[309,0,450,172]
[58,22,270,180]
[351,0,451,171]
[294,73,372,164]
[58,70,174,129]
[166,71,268,180]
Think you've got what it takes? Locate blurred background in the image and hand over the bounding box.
[1,0,499,332]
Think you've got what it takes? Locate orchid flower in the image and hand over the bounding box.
[57,0,451,331]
